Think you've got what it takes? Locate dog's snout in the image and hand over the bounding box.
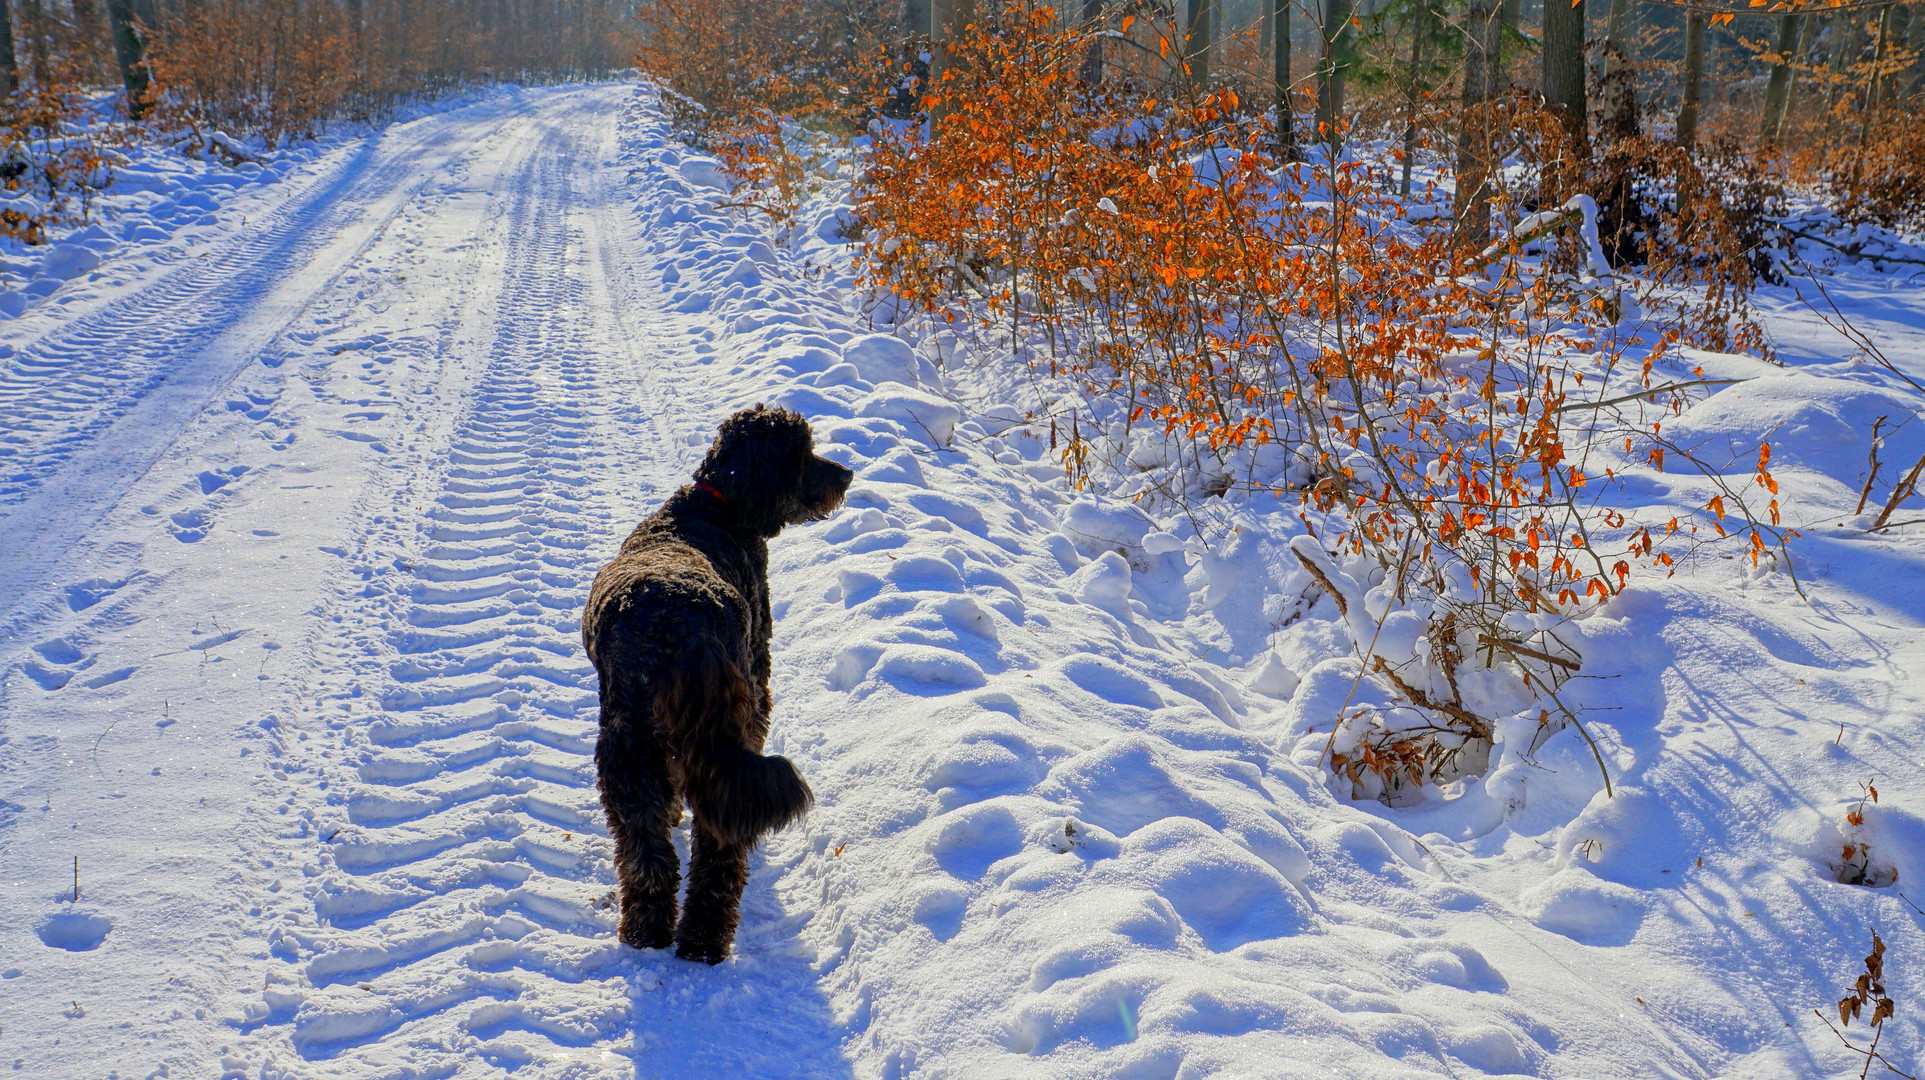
[807,455,853,518]
[826,458,853,494]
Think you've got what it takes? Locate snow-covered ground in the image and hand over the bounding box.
[5,81,1925,1079]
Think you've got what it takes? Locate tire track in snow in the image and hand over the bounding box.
[280,108,633,1064]
[0,89,580,616]
[251,89,852,1078]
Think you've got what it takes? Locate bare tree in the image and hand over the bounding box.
[1761,11,1802,149]
[103,0,148,115]
[1852,2,1897,182]
[1185,0,1214,87]
[1399,0,1436,196]
[1316,0,1353,154]
[19,0,42,88]
[1829,10,1864,109]
[1542,0,1587,156]
[1497,0,1520,86]
[1274,0,1295,158]
[1455,0,1502,247]
[1601,0,1638,141]
[930,0,976,129]
[1677,9,1704,147]
[1080,0,1102,85]
[0,0,14,98]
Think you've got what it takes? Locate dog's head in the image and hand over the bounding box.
[694,405,853,537]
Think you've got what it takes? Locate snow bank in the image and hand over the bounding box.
[599,87,1925,1079]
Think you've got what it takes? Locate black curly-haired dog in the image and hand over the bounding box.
[583,405,852,964]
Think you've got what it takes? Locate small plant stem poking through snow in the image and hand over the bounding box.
[1817,933,1916,1080]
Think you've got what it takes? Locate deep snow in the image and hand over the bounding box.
[3,81,1925,1080]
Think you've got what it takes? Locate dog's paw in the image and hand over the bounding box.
[621,928,676,951]
[673,941,729,966]
[618,911,676,951]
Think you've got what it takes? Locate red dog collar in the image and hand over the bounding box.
[693,481,728,506]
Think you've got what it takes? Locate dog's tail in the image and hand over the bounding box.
[653,635,814,847]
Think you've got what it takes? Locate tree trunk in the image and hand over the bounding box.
[1456,0,1502,248]
[1760,12,1801,150]
[1909,5,1925,96]
[905,0,931,37]
[1829,11,1863,109]
[1080,0,1102,85]
[1601,0,1638,141]
[70,0,110,84]
[1880,4,1908,105]
[1274,0,1296,159]
[1400,0,1429,197]
[1542,0,1587,153]
[929,0,976,131]
[1677,9,1704,147]
[0,0,15,98]
[346,0,366,113]
[1853,3,1894,183]
[1316,0,1353,154]
[20,0,42,89]
[1185,0,1213,88]
[103,0,147,115]
[1497,0,1520,88]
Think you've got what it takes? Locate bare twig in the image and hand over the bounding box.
[1553,377,1749,414]
[1872,450,1925,530]
[1293,548,1348,617]
[1477,632,1582,672]
[1646,0,1908,14]
[1786,250,1925,396]
[1858,416,1890,517]
[1371,656,1492,737]
[1817,1010,1918,1080]
[89,718,123,771]
[1785,225,1925,269]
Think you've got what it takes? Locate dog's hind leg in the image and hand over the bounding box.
[653,636,813,964]
[595,703,680,951]
[674,825,750,965]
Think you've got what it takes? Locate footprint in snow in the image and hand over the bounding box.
[21,637,94,691]
[36,909,112,951]
[63,573,138,612]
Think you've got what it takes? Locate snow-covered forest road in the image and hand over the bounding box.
[0,83,826,1077]
[8,81,1925,1080]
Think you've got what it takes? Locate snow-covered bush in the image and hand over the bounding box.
[852,2,1790,804]
[642,0,1798,806]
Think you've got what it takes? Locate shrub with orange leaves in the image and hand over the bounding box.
[644,0,1790,802]
[857,2,1789,801]
[0,19,135,247]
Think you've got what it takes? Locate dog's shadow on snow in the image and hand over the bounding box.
[621,836,854,1078]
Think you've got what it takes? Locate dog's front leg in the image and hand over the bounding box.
[674,826,750,964]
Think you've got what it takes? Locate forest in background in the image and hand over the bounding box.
[640,0,1925,237]
[6,0,627,131]
[0,0,628,245]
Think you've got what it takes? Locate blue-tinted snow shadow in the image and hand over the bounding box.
[621,844,855,1079]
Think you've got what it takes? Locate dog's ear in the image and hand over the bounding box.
[695,406,813,535]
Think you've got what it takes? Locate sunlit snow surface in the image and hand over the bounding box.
[2,81,1925,1079]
